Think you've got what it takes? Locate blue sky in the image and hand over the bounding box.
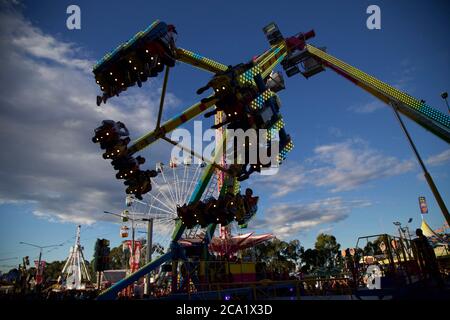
[0,0,449,271]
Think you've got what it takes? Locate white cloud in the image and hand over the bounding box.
[0,4,93,73]
[254,139,420,197]
[0,6,181,224]
[426,149,450,167]
[308,139,415,192]
[260,140,450,198]
[251,197,371,239]
[254,163,307,198]
[348,100,385,114]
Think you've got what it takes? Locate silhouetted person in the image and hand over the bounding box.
[412,228,442,287]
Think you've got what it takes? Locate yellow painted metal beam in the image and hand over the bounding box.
[128,96,218,154]
[176,47,228,74]
[306,44,450,143]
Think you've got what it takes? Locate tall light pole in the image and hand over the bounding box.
[393,218,414,259]
[393,221,403,240]
[145,218,153,296]
[392,218,413,240]
[402,218,413,241]
[19,241,63,288]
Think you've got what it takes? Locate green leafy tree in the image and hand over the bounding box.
[282,239,303,271]
[109,245,128,270]
[300,248,320,273]
[43,260,66,282]
[314,233,341,274]
[242,238,300,276]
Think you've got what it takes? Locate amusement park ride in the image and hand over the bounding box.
[90,21,450,299]
[58,226,91,290]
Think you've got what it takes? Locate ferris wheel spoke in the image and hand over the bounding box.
[131,198,152,208]
[126,160,214,254]
[147,190,177,214]
[184,164,202,204]
[173,167,181,205]
[171,168,178,204]
[148,202,177,216]
[160,169,178,207]
[150,178,177,211]
[181,164,188,204]
[149,213,175,223]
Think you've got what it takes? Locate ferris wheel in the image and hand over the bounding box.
[124,157,220,253]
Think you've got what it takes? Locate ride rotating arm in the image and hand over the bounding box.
[127,96,218,154]
[306,44,450,143]
[128,44,289,155]
[176,47,228,74]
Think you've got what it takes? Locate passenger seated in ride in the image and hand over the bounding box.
[112,155,145,171]
[125,170,157,199]
[93,120,130,150]
[103,137,131,159]
[234,194,246,223]
[115,156,146,179]
[243,188,258,217]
